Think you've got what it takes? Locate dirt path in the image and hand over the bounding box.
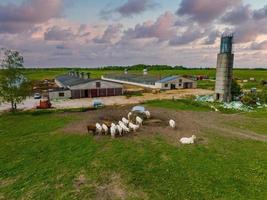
[60,106,267,143]
[0,89,213,112]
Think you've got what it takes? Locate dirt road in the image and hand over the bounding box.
[0,89,213,112]
[52,89,213,109]
[0,89,213,111]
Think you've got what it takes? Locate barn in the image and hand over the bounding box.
[50,72,123,99]
[102,71,197,90]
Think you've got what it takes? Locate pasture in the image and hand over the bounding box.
[1,100,267,200]
[15,68,267,90]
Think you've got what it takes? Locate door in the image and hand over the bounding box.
[84,90,89,98]
[171,84,176,90]
[91,89,98,98]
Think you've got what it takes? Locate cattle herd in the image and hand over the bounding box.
[86,109,196,144]
[87,110,151,138]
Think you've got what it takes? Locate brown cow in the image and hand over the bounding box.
[87,125,96,135]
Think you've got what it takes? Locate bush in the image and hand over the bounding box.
[231,79,242,100]
[241,93,258,106]
[259,85,267,103]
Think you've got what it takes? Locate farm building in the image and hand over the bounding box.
[50,72,123,99]
[102,71,196,90]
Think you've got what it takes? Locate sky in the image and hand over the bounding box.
[0,0,267,68]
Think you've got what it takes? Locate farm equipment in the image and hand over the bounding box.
[37,99,52,109]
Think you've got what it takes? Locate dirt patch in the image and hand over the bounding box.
[94,174,127,200]
[93,173,147,200]
[60,106,267,142]
[0,177,17,188]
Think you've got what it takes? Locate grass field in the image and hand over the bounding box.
[3,68,265,90]
[1,102,267,200]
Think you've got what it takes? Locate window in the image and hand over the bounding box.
[59,92,65,97]
[179,79,182,83]
[96,82,101,88]
[179,84,182,87]
[165,84,169,87]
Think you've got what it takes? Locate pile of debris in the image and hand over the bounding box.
[195,95,215,103]
[195,95,266,112]
[222,101,252,112]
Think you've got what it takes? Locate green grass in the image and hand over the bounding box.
[0,111,267,199]
[146,99,212,112]
[225,109,267,135]
[1,68,266,90]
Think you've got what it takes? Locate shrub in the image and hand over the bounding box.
[231,79,242,100]
[241,93,258,106]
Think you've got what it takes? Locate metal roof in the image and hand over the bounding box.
[104,73,183,85]
[55,74,95,87]
[157,76,180,83]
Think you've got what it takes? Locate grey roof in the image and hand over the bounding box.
[104,73,184,85]
[104,74,161,85]
[157,76,180,83]
[55,75,95,87]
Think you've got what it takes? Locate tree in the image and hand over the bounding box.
[0,49,31,111]
[231,79,242,100]
[259,85,267,103]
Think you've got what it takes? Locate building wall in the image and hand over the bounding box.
[215,53,234,102]
[49,90,71,100]
[71,88,123,99]
[157,78,197,90]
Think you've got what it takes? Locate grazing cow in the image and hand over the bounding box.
[122,117,129,125]
[87,125,96,135]
[129,122,139,132]
[102,124,109,135]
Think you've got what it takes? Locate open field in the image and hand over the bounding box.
[1,100,267,200]
[0,68,265,90]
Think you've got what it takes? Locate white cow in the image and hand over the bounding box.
[122,117,129,125]
[145,110,151,119]
[116,125,123,136]
[96,123,103,134]
[169,119,176,129]
[110,126,116,138]
[180,135,197,144]
[102,124,109,135]
[129,122,139,132]
[127,112,132,120]
[136,116,143,126]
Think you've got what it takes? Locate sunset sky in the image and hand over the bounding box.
[1,0,267,68]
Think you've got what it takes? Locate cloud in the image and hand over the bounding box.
[101,0,158,19]
[0,0,63,34]
[250,41,267,50]
[204,30,220,45]
[44,24,90,41]
[221,4,252,25]
[176,0,241,24]
[123,12,176,42]
[44,26,76,41]
[169,26,203,46]
[94,24,123,44]
[253,5,267,20]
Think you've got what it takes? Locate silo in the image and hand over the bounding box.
[215,34,234,102]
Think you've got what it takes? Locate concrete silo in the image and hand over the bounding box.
[215,34,234,102]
